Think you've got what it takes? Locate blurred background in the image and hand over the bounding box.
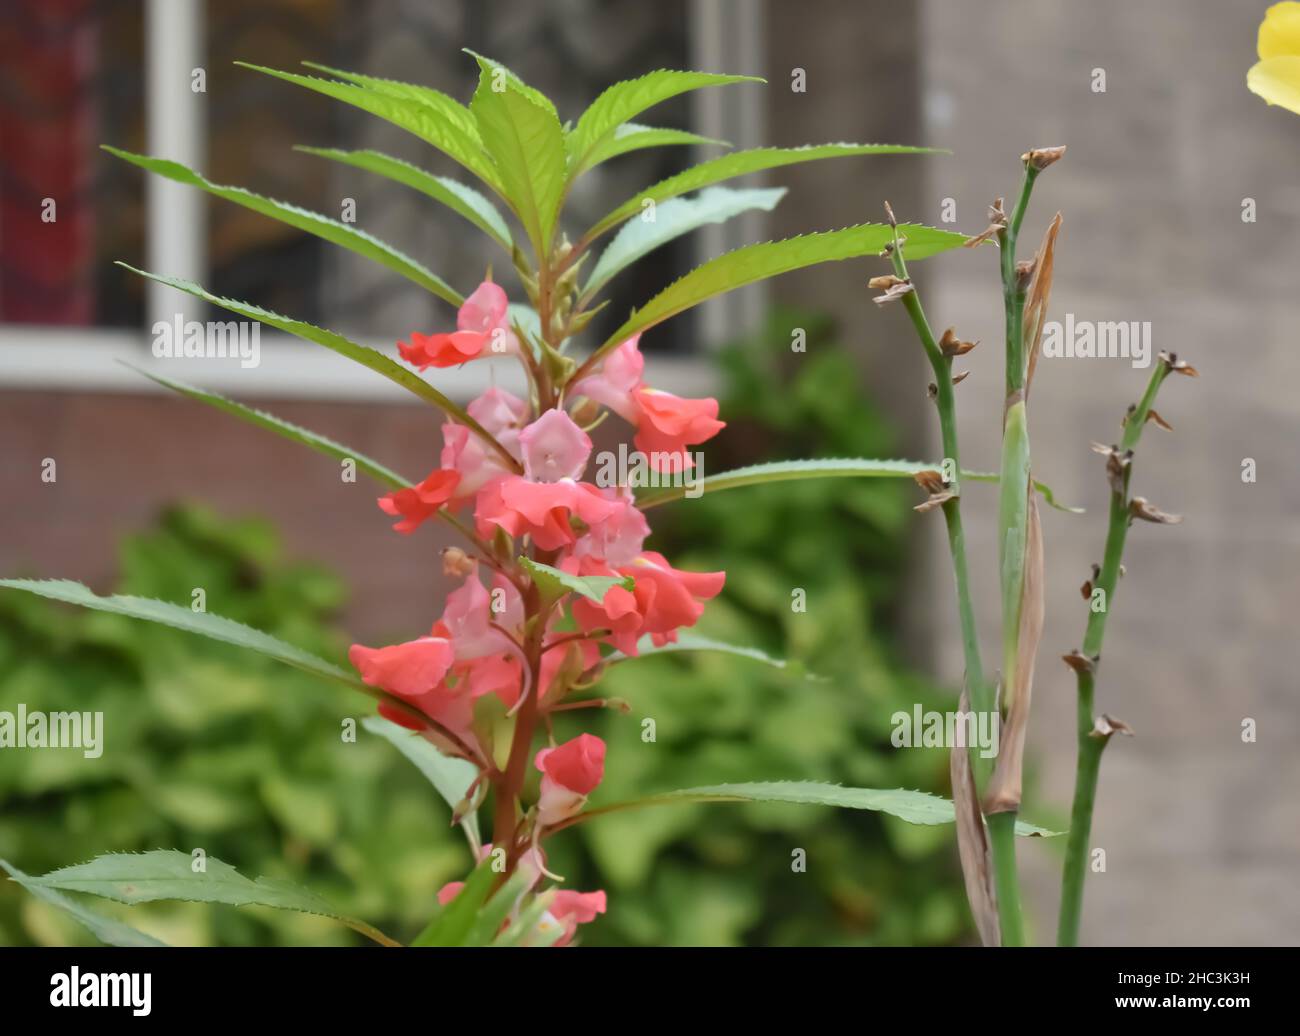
[0,0,1296,945]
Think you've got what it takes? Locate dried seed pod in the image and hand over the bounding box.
[913,469,949,495]
[1158,350,1200,377]
[1130,497,1183,524]
[914,490,957,513]
[963,197,1008,247]
[883,200,898,228]
[872,280,915,306]
[1062,650,1097,675]
[939,327,979,357]
[1021,145,1067,171]
[441,547,476,579]
[952,370,971,385]
[1092,442,1133,494]
[1090,713,1134,740]
[867,274,907,290]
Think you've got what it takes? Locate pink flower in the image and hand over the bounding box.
[570,336,724,471]
[437,572,522,661]
[535,733,606,826]
[397,282,519,369]
[569,489,650,568]
[348,637,455,700]
[436,881,464,906]
[548,889,607,946]
[468,387,528,460]
[570,336,643,422]
[519,409,592,482]
[627,550,726,640]
[476,477,621,551]
[378,468,461,533]
[633,388,725,472]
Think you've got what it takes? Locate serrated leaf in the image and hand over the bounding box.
[26,851,398,946]
[116,264,517,470]
[575,782,1060,836]
[469,57,567,252]
[584,123,727,169]
[295,146,513,251]
[1,859,167,947]
[586,143,944,239]
[235,62,502,192]
[104,147,462,307]
[583,186,786,299]
[0,578,429,729]
[568,69,762,176]
[361,716,480,853]
[124,363,413,490]
[605,630,802,675]
[585,223,966,366]
[518,556,632,603]
[634,458,1080,513]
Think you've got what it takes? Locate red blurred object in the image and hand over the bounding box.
[0,0,98,324]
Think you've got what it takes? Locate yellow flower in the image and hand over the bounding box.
[1249,2,1300,113]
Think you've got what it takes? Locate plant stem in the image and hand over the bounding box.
[987,811,1025,945]
[1057,363,1169,945]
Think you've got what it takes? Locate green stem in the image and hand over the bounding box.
[1056,363,1169,945]
[987,811,1025,945]
[1000,167,1038,396]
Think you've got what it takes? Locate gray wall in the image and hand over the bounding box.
[916,0,1300,944]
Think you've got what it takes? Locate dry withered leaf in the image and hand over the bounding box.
[1146,409,1174,431]
[914,491,957,513]
[1130,497,1183,524]
[984,493,1044,815]
[913,469,948,495]
[952,370,971,385]
[950,684,1001,947]
[868,274,907,290]
[872,280,915,306]
[1022,212,1063,398]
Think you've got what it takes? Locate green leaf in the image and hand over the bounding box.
[294,146,513,251]
[583,123,727,169]
[606,630,801,675]
[104,147,462,307]
[567,69,762,176]
[235,62,502,193]
[577,782,1060,836]
[587,223,966,365]
[635,457,1079,512]
[469,56,567,252]
[116,263,516,470]
[518,556,633,603]
[583,186,786,299]
[0,578,441,730]
[411,857,497,947]
[1,859,167,947]
[586,143,944,239]
[463,869,534,946]
[361,716,481,853]
[123,363,413,490]
[26,851,398,946]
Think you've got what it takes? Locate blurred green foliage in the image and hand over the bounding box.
[0,507,469,946]
[549,308,970,945]
[0,308,968,946]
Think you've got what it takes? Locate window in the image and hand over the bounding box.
[0,0,765,397]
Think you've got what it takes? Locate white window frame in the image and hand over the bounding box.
[0,0,764,401]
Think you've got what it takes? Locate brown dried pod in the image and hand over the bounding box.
[868,274,907,290]
[441,547,476,579]
[883,200,898,228]
[1158,350,1199,377]
[872,280,915,306]
[952,370,971,385]
[913,491,957,513]
[1090,713,1134,740]
[963,197,1008,247]
[1061,650,1097,675]
[939,327,979,357]
[913,469,949,495]
[1022,145,1067,171]
[1130,497,1183,524]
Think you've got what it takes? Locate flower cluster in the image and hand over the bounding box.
[348,281,726,944]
